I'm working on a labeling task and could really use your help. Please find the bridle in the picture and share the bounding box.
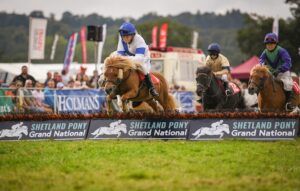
[248,76,267,93]
[196,72,213,91]
[104,68,132,87]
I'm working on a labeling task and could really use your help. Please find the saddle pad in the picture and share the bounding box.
[293,81,300,95]
[138,73,160,84]
[229,82,241,95]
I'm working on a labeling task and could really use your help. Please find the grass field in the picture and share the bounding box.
[0,139,299,191]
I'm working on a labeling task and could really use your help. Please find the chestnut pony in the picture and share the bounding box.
[248,65,299,112]
[102,55,176,113]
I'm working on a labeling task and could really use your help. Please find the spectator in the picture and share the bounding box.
[19,79,44,113]
[67,80,75,88]
[12,65,36,86]
[89,70,100,88]
[74,81,82,89]
[61,69,70,85]
[56,82,64,90]
[32,82,52,113]
[44,79,56,109]
[53,71,62,86]
[44,71,52,87]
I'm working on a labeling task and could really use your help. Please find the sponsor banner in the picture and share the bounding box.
[63,32,78,73]
[29,17,47,59]
[159,23,168,49]
[80,26,87,63]
[88,119,189,139]
[151,25,158,48]
[189,118,299,140]
[191,31,198,49]
[173,91,195,113]
[0,120,90,141]
[55,89,106,114]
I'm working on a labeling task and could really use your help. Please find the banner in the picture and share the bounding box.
[28,17,47,60]
[173,91,195,113]
[80,26,87,64]
[159,23,168,50]
[97,24,107,64]
[189,118,298,140]
[151,25,158,48]
[55,89,106,114]
[0,120,89,141]
[50,34,59,60]
[272,16,279,37]
[63,33,78,73]
[191,31,198,49]
[88,119,189,139]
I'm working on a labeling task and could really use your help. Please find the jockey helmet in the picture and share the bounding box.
[119,22,136,36]
[264,32,278,44]
[207,43,221,54]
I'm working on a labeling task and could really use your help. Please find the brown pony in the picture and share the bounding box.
[248,65,299,112]
[102,55,176,113]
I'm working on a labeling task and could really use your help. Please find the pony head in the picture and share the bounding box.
[248,65,270,95]
[195,66,213,96]
[103,55,139,95]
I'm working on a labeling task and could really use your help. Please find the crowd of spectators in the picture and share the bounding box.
[0,65,102,113]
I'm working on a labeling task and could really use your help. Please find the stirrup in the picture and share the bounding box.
[285,102,295,111]
[225,89,232,96]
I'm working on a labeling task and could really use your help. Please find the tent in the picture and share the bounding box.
[231,56,259,80]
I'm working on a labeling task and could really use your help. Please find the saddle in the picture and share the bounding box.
[292,81,300,95]
[215,79,240,95]
[138,73,160,85]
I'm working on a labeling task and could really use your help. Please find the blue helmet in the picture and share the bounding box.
[207,43,221,54]
[119,22,136,36]
[264,33,278,44]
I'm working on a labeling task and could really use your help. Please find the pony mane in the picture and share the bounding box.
[196,66,212,75]
[104,55,143,72]
[250,65,270,77]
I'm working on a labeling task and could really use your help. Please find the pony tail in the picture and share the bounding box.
[152,72,177,111]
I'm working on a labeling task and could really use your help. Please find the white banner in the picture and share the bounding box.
[97,24,107,65]
[29,17,48,60]
[50,34,59,60]
[272,16,279,37]
[191,31,198,49]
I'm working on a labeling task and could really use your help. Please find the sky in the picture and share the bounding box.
[0,0,293,20]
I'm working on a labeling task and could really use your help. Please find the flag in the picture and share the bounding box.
[63,33,78,73]
[50,34,59,60]
[28,17,47,60]
[151,26,158,48]
[272,17,279,37]
[97,24,107,64]
[159,23,168,50]
[80,26,87,64]
[191,31,198,49]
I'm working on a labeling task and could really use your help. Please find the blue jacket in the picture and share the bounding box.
[259,45,292,73]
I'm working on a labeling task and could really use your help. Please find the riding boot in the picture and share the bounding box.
[224,81,232,96]
[144,74,159,97]
[285,90,295,111]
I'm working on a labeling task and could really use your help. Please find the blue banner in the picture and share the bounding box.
[173,91,195,113]
[43,89,106,114]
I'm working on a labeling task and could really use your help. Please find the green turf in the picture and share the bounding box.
[0,139,299,191]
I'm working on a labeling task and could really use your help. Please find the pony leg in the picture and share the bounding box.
[120,90,138,102]
[146,99,160,112]
[122,100,130,113]
[106,97,114,115]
